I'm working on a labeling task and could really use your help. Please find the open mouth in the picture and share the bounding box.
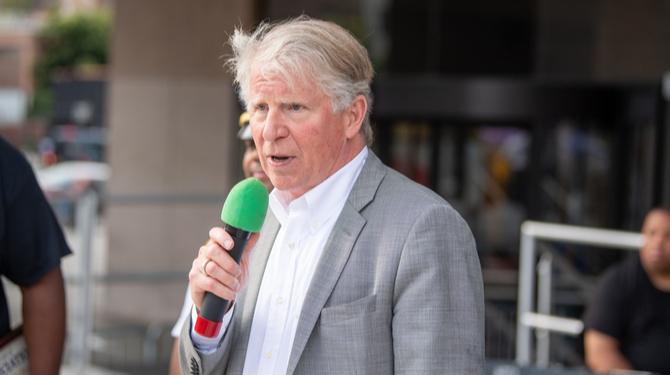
[272,156,289,162]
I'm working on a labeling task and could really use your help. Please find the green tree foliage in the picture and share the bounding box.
[31,10,112,117]
[1,0,40,12]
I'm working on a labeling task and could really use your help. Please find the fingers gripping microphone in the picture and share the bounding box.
[194,178,269,338]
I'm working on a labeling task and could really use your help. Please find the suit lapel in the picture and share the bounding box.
[227,211,281,373]
[285,151,387,375]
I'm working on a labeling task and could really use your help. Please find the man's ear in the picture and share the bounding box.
[344,94,367,139]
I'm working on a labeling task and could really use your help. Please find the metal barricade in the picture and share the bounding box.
[60,190,186,374]
[515,221,644,366]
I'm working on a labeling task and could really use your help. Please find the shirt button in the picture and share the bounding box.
[266,351,272,359]
[288,242,295,249]
[277,296,283,304]
[312,223,318,229]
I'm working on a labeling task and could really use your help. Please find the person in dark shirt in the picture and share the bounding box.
[583,208,670,375]
[0,135,71,375]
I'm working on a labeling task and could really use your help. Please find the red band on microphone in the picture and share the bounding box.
[194,315,223,338]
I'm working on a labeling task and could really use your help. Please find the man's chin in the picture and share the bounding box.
[644,258,670,275]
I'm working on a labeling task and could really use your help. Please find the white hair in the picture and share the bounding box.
[226,15,375,146]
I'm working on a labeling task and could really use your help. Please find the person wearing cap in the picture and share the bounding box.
[168,112,274,375]
[237,112,273,194]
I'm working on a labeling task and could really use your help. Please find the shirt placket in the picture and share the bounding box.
[257,210,304,374]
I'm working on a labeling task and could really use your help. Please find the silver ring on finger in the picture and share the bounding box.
[201,258,212,277]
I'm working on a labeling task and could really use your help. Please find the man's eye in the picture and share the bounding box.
[257,104,267,111]
[291,104,302,110]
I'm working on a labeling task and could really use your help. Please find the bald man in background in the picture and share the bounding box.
[583,208,670,375]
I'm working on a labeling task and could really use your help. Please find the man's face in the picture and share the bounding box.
[248,71,357,199]
[640,210,670,275]
[242,139,273,193]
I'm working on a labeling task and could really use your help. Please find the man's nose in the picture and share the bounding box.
[648,234,664,247]
[262,108,289,142]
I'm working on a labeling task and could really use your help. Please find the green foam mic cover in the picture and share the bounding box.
[221,177,269,232]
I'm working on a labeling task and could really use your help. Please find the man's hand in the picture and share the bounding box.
[189,227,259,313]
[584,329,634,373]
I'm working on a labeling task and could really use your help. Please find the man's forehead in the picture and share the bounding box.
[251,68,290,87]
[249,74,322,102]
[643,210,670,229]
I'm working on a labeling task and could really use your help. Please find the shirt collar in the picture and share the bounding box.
[269,147,369,231]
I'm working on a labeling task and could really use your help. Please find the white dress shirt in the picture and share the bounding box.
[190,146,368,374]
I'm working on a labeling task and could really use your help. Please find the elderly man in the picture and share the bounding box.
[179,16,484,375]
[583,208,670,375]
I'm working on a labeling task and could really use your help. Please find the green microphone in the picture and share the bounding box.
[194,177,269,338]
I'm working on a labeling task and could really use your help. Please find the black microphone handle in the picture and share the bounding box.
[199,223,251,323]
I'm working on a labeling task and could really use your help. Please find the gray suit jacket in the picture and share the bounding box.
[180,151,485,375]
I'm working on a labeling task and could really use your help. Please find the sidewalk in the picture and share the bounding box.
[61,365,131,375]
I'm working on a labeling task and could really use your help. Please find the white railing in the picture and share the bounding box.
[515,221,644,366]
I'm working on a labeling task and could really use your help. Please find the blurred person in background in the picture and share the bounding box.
[583,208,670,375]
[237,111,274,194]
[179,15,483,375]
[0,135,71,375]
[168,112,273,375]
